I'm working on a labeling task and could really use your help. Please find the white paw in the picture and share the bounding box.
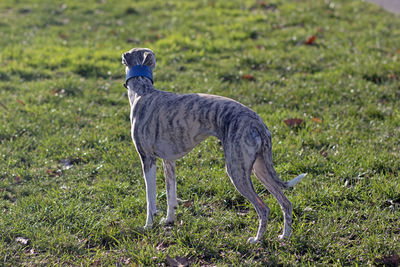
[160,217,174,226]
[247,237,259,244]
[278,234,289,241]
[144,223,153,229]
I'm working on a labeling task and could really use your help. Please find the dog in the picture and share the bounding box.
[121,48,306,243]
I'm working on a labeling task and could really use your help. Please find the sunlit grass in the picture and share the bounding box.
[1,0,399,265]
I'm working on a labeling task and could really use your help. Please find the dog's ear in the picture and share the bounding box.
[121,52,129,66]
[122,48,156,69]
[142,51,156,70]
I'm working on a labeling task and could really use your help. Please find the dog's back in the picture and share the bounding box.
[130,89,265,160]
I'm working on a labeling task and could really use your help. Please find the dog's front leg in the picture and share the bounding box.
[140,155,157,228]
[161,159,178,225]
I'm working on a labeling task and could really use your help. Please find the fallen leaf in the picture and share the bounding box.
[16,99,25,106]
[284,118,305,128]
[242,74,255,81]
[312,117,322,124]
[305,35,316,45]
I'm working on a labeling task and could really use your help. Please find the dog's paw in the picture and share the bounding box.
[278,234,289,241]
[144,223,153,230]
[247,237,259,244]
[160,217,175,226]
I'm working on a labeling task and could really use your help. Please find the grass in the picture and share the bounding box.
[1,0,400,265]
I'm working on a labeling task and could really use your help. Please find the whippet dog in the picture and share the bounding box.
[122,48,306,243]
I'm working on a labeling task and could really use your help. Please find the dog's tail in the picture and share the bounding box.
[253,125,307,189]
[286,173,307,187]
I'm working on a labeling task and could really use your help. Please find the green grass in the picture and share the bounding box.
[1,0,400,265]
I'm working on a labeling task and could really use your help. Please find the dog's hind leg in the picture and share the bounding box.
[162,159,178,225]
[225,158,270,243]
[224,130,270,243]
[140,154,157,228]
[253,156,293,240]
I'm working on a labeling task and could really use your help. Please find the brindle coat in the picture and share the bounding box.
[122,48,306,243]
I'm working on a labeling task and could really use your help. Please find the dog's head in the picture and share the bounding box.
[121,48,156,72]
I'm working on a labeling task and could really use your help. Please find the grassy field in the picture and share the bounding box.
[1,0,400,265]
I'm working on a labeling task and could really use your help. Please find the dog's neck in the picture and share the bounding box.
[125,64,155,96]
[126,77,155,105]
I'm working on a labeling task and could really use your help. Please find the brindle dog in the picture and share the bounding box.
[122,48,306,243]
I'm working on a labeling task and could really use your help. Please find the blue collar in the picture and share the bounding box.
[125,65,153,85]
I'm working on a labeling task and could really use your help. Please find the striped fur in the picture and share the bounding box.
[122,48,306,243]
